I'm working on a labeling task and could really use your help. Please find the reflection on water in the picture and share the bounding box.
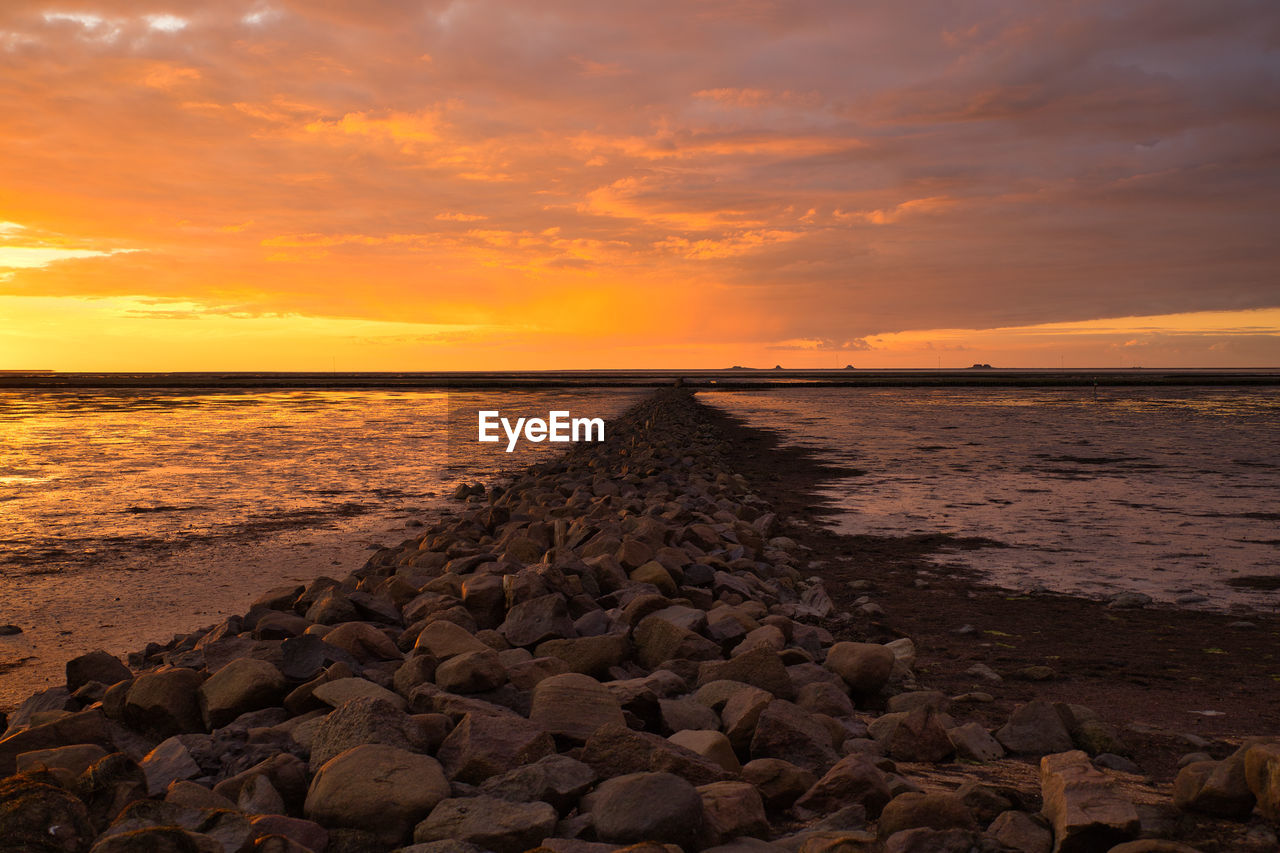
[0,388,641,705]
[0,388,641,575]
[702,386,1280,612]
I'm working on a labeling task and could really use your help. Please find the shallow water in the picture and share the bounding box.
[0,387,641,706]
[702,386,1280,613]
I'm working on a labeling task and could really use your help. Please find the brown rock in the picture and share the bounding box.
[1172,758,1255,819]
[502,593,576,647]
[698,647,795,701]
[877,792,976,838]
[308,696,432,771]
[0,774,95,852]
[721,684,774,752]
[124,669,206,737]
[1040,750,1139,853]
[874,706,955,763]
[414,620,491,659]
[581,723,733,786]
[749,700,838,773]
[312,676,406,710]
[792,754,892,819]
[997,700,1074,756]
[987,810,1052,853]
[698,781,768,846]
[304,744,449,845]
[529,673,625,743]
[413,796,557,853]
[741,758,817,810]
[1244,741,1280,820]
[198,658,287,729]
[435,649,508,694]
[823,642,894,696]
[635,614,720,669]
[437,712,556,784]
[323,622,403,662]
[534,635,630,678]
[670,730,742,774]
[591,771,704,848]
[66,651,132,692]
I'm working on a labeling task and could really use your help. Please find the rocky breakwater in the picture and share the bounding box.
[0,389,1277,853]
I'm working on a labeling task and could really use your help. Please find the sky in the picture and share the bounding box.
[1,0,1278,370]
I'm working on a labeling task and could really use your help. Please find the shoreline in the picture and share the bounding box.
[0,389,1276,851]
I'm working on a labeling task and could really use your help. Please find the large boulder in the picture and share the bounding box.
[823,642,894,696]
[477,754,596,813]
[0,774,95,853]
[1040,750,1139,853]
[996,700,1074,756]
[307,696,432,771]
[198,658,287,729]
[124,669,206,737]
[66,651,132,692]
[580,723,733,786]
[436,712,556,784]
[749,700,838,773]
[793,753,892,819]
[528,673,625,743]
[304,744,449,845]
[501,594,576,647]
[413,796,557,853]
[697,781,769,846]
[591,771,704,848]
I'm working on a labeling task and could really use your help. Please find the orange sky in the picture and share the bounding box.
[2,1,1278,370]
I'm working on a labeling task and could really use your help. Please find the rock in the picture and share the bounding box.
[698,781,769,846]
[876,792,976,838]
[323,622,402,662]
[414,620,492,659]
[698,647,796,701]
[395,654,440,695]
[124,669,206,737]
[138,737,201,795]
[792,754,892,819]
[1094,753,1142,774]
[529,673,625,742]
[1243,740,1280,820]
[721,684,775,752]
[987,810,1052,853]
[885,690,947,715]
[996,700,1074,755]
[413,796,557,853]
[280,635,356,681]
[1107,842,1205,852]
[477,754,596,812]
[591,771,704,848]
[249,815,329,853]
[1172,759,1255,818]
[88,827,224,852]
[502,594,576,647]
[66,651,132,692]
[1040,750,1139,853]
[824,642,894,696]
[239,773,286,815]
[670,730,742,774]
[749,700,838,773]
[308,696,430,771]
[661,696,721,733]
[534,634,630,678]
[947,723,1005,762]
[165,780,236,811]
[581,723,733,786]
[0,709,112,777]
[77,752,149,829]
[872,706,954,763]
[635,613,720,669]
[881,827,983,853]
[304,744,449,845]
[741,758,817,810]
[14,743,109,786]
[795,682,854,718]
[312,677,406,710]
[437,712,556,784]
[965,663,1003,683]
[198,658,288,729]
[435,649,508,694]
[0,774,95,852]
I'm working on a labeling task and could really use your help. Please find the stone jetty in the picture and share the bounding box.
[0,390,1276,852]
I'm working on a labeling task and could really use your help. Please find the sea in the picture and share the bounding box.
[1,378,1277,707]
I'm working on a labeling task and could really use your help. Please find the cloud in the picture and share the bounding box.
[0,0,1276,367]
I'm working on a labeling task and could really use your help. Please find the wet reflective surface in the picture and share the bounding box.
[703,387,1280,613]
[0,388,641,705]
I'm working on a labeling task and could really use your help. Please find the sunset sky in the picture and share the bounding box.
[1,1,1278,370]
